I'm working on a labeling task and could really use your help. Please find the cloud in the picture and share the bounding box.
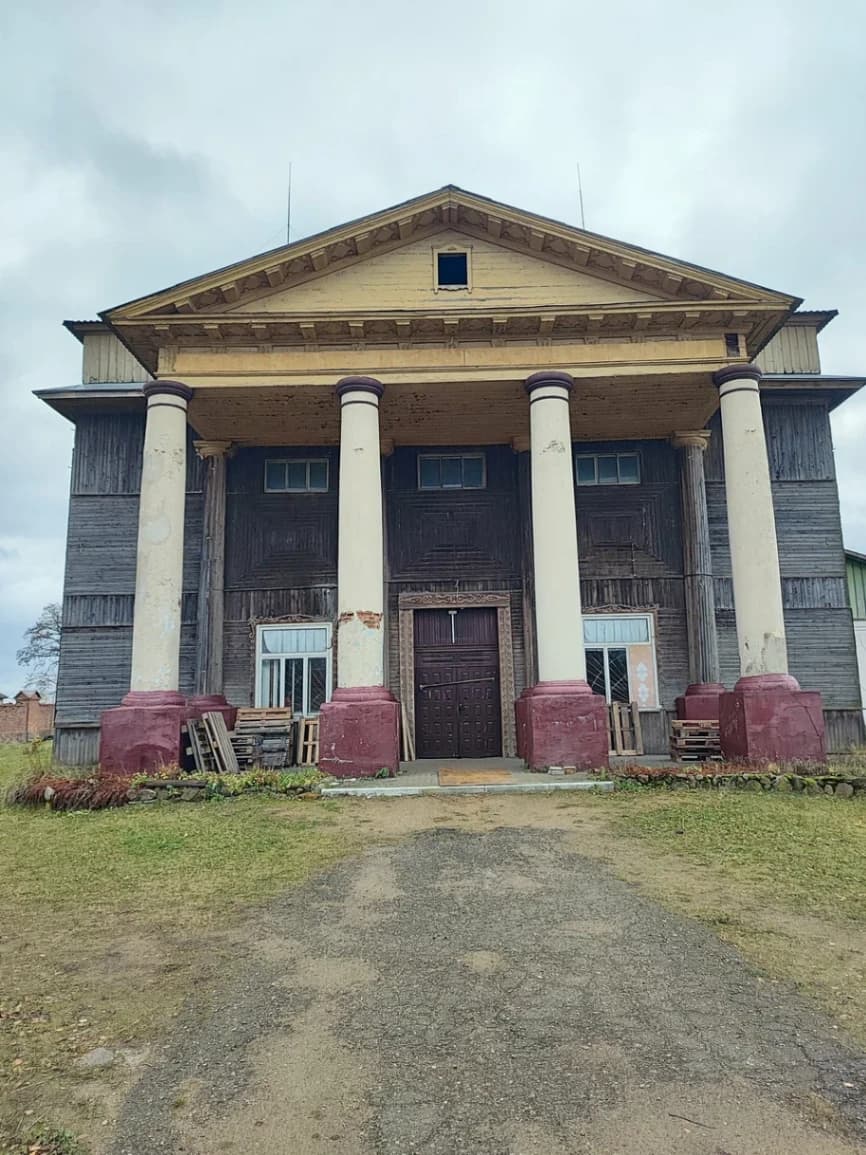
[1,0,865,695]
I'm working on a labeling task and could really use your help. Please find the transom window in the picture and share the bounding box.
[418,453,486,490]
[576,452,640,486]
[583,613,658,708]
[435,249,469,289]
[265,459,329,493]
[256,624,332,715]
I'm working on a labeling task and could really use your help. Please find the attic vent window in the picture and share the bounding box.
[437,251,469,289]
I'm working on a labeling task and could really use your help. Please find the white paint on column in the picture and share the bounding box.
[337,386,385,688]
[718,372,789,676]
[529,382,586,682]
[130,390,189,692]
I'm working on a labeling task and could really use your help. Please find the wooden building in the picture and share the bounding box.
[846,550,866,721]
[38,187,865,772]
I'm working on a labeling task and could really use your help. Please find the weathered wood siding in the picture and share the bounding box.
[81,332,151,384]
[575,438,690,712]
[54,414,203,761]
[222,447,339,707]
[383,446,527,703]
[706,398,860,709]
[755,325,821,375]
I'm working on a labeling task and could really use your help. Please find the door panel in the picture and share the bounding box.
[414,608,501,759]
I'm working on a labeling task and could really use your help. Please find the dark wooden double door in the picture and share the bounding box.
[414,607,502,759]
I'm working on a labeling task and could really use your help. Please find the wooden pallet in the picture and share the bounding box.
[296,717,320,767]
[186,719,218,773]
[608,701,643,756]
[231,708,295,768]
[669,719,722,762]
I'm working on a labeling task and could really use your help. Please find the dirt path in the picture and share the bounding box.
[107,814,866,1154]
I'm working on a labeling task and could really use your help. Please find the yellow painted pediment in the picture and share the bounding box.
[101,185,800,370]
[225,229,659,315]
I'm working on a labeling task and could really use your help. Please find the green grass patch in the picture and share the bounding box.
[592,789,866,923]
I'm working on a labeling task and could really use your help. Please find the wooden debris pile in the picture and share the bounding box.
[184,708,321,773]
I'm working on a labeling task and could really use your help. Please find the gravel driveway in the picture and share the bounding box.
[110,824,866,1154]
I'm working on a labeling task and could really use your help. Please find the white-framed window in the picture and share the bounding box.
[583,613,658,708]
[255,623,332,714]
[418,453,486,490]
[264,459,329,493]
[576,452,640,486]
[433,246,471,291]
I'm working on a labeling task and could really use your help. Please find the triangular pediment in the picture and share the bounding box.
[106,185,798,319]
[101,185,800,370]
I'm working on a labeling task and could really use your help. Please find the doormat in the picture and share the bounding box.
[438,768,513,786]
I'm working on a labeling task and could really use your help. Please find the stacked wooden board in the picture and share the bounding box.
[233,708,295,768]
[669,719,722,761]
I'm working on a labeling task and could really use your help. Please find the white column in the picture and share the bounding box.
[129,382,192,692]
[714,364,789,679]
[335,375,386,688]
[525,370,586,683]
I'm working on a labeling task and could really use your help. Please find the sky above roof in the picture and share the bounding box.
[2,0,865,696]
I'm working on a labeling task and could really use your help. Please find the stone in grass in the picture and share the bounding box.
[835,782,854,798]
[772,775,793,792]
[75,1047,116,1071]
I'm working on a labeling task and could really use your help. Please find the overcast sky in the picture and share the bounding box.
[1,0,865,697]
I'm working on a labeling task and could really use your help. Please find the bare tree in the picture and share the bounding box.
[16,603,62,697]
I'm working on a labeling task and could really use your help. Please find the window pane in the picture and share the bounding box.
[584,616,650,644]
[308,460,328,491]
[262,627,329,655]
[597,455,618,484]
[260,659,281,707]
[576,457,596,485]
[585,649,606,697]
[419,457,440,489]
[308,657,328,713]
[437,252,468,286]
[618,454,640,483]
[441,457,462,487]
[265,461,285,491]
[285,658,304,713]
[462,456,484,488]
[608,649,630,703]
[285,460,307,490]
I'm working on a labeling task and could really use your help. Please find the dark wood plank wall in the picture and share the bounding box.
[54,413,204,763]
[384,446,527,702]
[574,438,690,708]
[705,398,861,711]
[55,397,862,762]
[222,447,339,707]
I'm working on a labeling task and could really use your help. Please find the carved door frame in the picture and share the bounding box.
[398,592,516,758]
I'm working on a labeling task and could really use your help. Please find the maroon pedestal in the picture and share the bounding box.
[318,686,400,778]
[100,691,189,776]
[719,674,826,763]
[675,682,726,721]
[516,681,610,771]
[186,694,238,732]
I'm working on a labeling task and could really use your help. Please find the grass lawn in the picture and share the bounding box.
[0,745,361,1154]
[1,743,865,1153]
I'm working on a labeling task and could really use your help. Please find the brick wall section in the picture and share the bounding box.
[0,700,55,743]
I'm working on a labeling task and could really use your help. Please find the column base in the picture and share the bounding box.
[99,691,188,777]
[675,682,726,721]
[318,687,400,778]
[186,694,238,732]
[719,675,826,763]
[516,681,610,771]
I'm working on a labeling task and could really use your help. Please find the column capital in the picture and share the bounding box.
[144,380,194,402]
[193,440,235,460]
[712,363,762,389]
[336,375,384,400]
[525,370,574,395]
[671,429,712,451]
